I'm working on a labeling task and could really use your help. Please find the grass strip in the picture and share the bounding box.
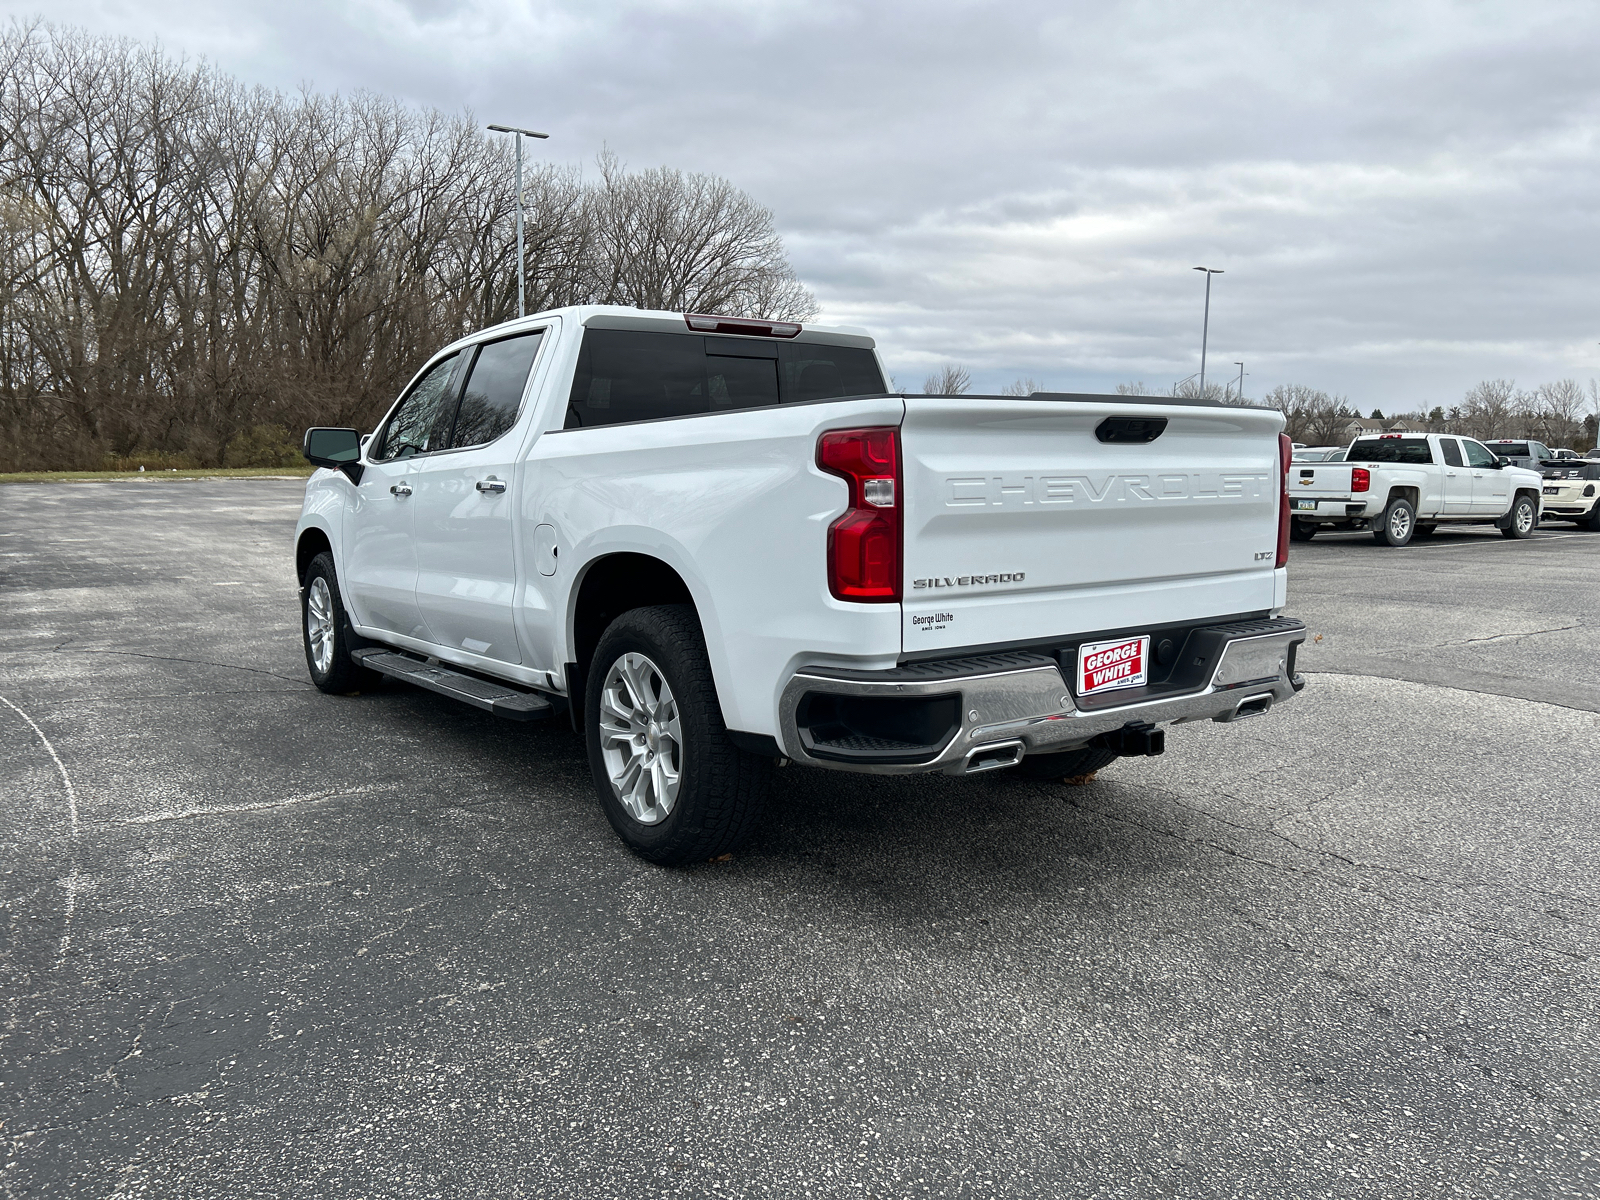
[0,467,318,484]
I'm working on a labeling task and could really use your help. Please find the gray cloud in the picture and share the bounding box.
[27,0,1600,412]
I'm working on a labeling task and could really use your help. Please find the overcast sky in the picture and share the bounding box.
[24,0,1600,410]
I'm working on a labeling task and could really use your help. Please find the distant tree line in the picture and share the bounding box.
[0,22,815,471]
[954,373,1600,450]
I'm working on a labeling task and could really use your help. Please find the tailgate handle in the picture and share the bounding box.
[1095,416,1167,444]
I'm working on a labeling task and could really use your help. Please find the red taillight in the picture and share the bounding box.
[818,427,901,601]
[685,313,802,338]
[1277,433,1292,568]
[1351,467,1371,492]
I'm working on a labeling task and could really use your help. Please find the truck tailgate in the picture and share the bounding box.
[1289,463,1355,499]
[899,397,1284,653]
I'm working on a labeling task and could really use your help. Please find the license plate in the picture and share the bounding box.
[1077,635,1149,697]
[1291,498,1318,511]
[1544,487,1559,495]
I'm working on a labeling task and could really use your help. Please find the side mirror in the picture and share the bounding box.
[304,427,364,483]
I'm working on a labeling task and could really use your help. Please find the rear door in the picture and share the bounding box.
[898,397,1284,654]
[412,328,548,665]
[1437,437,1474,514]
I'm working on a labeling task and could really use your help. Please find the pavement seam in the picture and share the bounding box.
[0,693,81,971]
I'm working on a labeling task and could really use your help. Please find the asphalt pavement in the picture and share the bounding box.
[2,479,1596,1199]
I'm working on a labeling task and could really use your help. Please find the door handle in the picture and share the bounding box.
[390,481,412,497]
[476,477,507,494]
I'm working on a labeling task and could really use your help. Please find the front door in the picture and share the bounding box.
[1463,438,1510,515]
[1437,437,1474,515]
[413,330,546,666]
[341,351,463,639]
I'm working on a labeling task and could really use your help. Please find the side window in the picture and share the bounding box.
[1439,438,1464,467]
[374,354,460,460]
[451,331,545,449]
[1463,440,1499,468]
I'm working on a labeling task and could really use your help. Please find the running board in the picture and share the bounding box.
[352,648,555,721]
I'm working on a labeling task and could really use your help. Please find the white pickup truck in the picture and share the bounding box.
[295,306,1306,863]
[1287,433,1544,546]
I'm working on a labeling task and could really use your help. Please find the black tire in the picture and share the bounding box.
[1500,494,1538,539]
[1372,497,1416,546]
[1289,520,1317,542]
[301,552,381,694]
[1586,506,1600,532]
[585,605,771,865]
[1009,745,1118,783]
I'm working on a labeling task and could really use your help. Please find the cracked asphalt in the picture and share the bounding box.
[2,479,1597,1199]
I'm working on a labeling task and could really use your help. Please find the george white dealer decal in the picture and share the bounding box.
[945,472,1271,507]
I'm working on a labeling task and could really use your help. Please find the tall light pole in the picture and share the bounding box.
[487,124,550,318]
[1193,266,1223,395]
[1233,361,1246,403]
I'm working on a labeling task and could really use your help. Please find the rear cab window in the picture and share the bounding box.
[565,329,887,429]
[1347,437,1434,464]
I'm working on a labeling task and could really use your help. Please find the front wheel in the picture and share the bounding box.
[1501,494,1538,539]
[1372,498,1416,546]
[585,605,771,865]
[301,552,380,694]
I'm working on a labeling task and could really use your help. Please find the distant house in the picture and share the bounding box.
[1386,419,1430,433]
[1338,418,1385,440]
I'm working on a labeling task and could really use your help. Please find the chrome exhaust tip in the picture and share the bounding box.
[962,740,1025,774]
[1217,693,1273,722]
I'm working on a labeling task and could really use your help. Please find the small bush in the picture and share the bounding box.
[223,425,304,468]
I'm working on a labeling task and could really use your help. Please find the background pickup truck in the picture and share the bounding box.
[295,306,1306,863]
[1288,433,1544,546]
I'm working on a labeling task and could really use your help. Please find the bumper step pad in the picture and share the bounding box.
[351,648,554,721]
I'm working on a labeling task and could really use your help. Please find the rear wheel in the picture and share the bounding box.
[1372,498,1416,546]
[1010,745,1118,783]
[1586,505,1600,532]
[585,605,771,865]
[1501,494,1537,539]
[1289,520,1317,542]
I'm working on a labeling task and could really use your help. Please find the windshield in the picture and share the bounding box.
[1347,438,1433,464]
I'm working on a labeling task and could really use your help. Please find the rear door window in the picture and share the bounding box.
[374,353,461,460]
[566,330,886,429]
[1440,438,1464,467]
[450,331,545,449]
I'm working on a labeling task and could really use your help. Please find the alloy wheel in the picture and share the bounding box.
[1389,506,1412,541]
[306,576,336,675]
[598,652,683,825]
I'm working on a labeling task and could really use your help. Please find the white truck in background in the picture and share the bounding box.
[295,306,1307,864]
[1288,433,1543,546]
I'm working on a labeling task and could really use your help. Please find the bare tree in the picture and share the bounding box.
[999,377,1042,396]
[922,364,971,395]
[0,23,820,470]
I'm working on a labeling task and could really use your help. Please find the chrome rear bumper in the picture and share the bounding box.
[778,617,1306,775]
